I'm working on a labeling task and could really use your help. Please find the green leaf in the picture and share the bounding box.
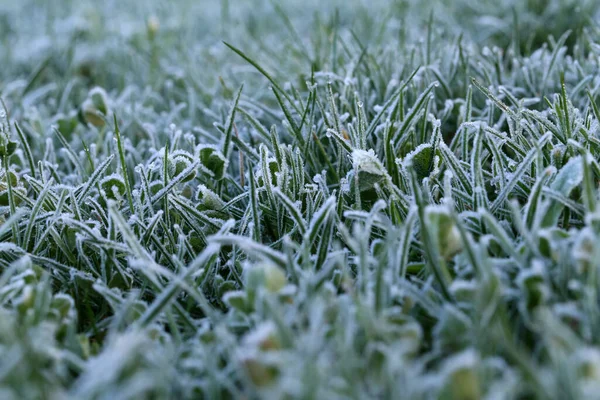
[541,156,583,228]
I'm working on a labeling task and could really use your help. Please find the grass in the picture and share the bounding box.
[2,0,600,398]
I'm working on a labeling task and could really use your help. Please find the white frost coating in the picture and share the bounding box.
[551,156,583,192]
[5,0,600,396]
[573,347,600,379]
[340,177,350,193]
[352,149,385,175]
[449,279,477,293]
[573,227,596,263]
[242,321,278,348]
[441,348,480,376]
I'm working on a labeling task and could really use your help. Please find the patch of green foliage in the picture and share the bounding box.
[2,0,600,398]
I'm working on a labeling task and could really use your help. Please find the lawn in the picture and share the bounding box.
[2,0,600,398]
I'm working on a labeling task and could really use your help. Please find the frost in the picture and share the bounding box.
[2,0,600,397]
[352,149,385,176]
